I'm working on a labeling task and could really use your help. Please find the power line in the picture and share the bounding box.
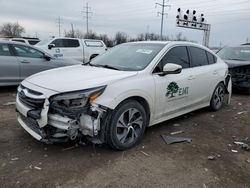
[56,16,63,37]
[81,2,93,34]
[156,0,171,40]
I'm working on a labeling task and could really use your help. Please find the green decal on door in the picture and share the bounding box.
[166,82,189,98]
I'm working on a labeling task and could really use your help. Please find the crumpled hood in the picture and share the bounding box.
[224,60,250,68]
[25,65,137,92]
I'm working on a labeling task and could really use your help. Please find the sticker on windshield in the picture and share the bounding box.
[136,49,153,54]
[240,50,250,53]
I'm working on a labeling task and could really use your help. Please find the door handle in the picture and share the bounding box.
[213,71,218,75]
[188,75,196,80]
[21,60,30,64]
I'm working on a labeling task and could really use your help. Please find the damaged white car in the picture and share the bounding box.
[16,41,231,150]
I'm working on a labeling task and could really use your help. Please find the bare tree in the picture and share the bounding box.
[99,34,114,47]
[84,30,98,39]
[64,29,84,38]
[114,32,128,45]
[0,22,25,37]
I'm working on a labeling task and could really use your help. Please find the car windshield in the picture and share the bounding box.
[89,43,165,71]
[217,47,250,61]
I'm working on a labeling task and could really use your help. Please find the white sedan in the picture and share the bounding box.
[16,41,231,150]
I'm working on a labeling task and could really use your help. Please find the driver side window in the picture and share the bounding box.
[154,46,190,73]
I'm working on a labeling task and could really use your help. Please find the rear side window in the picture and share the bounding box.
[84,40,103,47]
[64,39,80,47]
[13,44,44,58]
[189,47,209,67]
[50,39,80,48]
[28,40,40,45]
[12,39,25,43]
[0,44,11,56]
[206,51,216,64]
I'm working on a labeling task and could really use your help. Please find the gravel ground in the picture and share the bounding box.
[0,86,249,188]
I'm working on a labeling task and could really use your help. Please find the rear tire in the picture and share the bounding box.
[210,83,225,111]
[105,100,147,150]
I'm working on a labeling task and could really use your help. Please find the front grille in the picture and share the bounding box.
[230,66,250,82]
[19,114,46,138]
[18,86,45,109]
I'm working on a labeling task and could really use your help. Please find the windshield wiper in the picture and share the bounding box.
[92,64,120,70]
[227,58,246,61]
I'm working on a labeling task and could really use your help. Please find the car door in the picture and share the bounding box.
[49,38,82,60]
[0,43,20,85]
[12,44,57,80]
[187,46,219,105]
[153,46,196,120]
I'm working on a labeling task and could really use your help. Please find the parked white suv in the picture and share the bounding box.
[36,37,107,62]
[16,41,231,150]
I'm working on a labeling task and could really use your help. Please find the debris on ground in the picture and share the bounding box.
[161,135,192,144]
[233,139,250,151]
[34,166,42,170]
[246,159,250,163]
[170,130,184,135]
[62,146,76,151]
[231,149,238,153]
[173,123,181,127]
[11,157,19,161]
[3,102,16,106]
[211,115,215,118]
[237,111,247,115]
[44,154,48,158]
[238,102,242,106]
[207,155,216,160]
[140,151,150,157]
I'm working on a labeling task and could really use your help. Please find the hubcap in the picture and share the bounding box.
[116,108,143,144]
[213,85,224,109]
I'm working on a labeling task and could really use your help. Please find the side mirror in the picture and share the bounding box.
[48,44,55,50]
[44,54,52,61]
[163,63,182,75]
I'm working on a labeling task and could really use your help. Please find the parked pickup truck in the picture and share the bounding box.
[36,37,107,62]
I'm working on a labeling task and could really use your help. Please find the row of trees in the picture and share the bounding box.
[0,22,190,47]
[65,29,189,47]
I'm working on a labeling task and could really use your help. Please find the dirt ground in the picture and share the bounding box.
[0,86,249,188]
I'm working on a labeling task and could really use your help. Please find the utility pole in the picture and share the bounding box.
[156,0,171,40]
[82,2,93,35]
[56,16,63,37]
[71,23,75,38]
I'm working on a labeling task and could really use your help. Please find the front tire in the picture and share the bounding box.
[210,83,225,111]
[105,100,147,150]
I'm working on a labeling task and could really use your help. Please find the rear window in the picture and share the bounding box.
[189,46,209,67]
[84,40,103,47]
[0,44,11,56]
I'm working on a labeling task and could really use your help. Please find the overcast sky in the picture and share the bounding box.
[0,0,250,46]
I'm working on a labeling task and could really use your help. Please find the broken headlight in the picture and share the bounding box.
[49,86,106,118]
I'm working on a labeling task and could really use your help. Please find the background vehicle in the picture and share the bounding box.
[0,41,81,86]
[36,37,107,62]
[16,41,231,150]
[217,46,250,93]
[1,37,40,45]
